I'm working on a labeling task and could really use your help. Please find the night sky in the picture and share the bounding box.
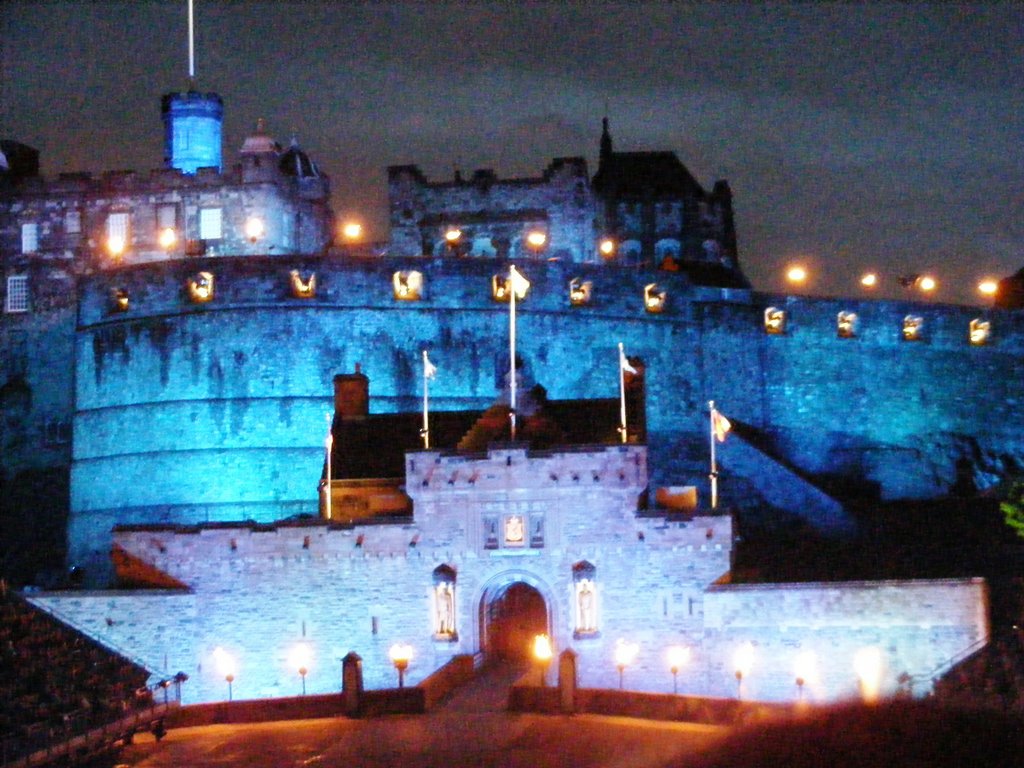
[2,1,1022,305]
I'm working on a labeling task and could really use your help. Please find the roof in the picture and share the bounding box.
[592,151,704,198]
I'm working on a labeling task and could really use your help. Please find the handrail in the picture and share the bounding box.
[910,633,991,690]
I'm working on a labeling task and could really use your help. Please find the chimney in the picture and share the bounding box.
[333,364,369,420]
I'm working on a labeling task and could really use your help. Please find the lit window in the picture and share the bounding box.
[432,565,457,640]
[107,212,130,256]
[393,270,423,300]
[110,287,129,312]
[4,275,29,313]
[969,319,991,346]
[65,210,81,235]
[187,271,215,303]
[569,277,592,306]
[902,315,923,341]
[290,270,316,299]
[644,283,666,313]
[21,223,38,254]
[764,307,786,334]
[573,561,598,637]
[199,207,223,240]
[837,311,858,338]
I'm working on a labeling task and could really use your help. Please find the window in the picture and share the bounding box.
[157,203,178,230]
[199,207,223,240]
[5,275,29,313]
[21,223,38,254]
[764,307,786,335]
[65,210,81,235]
[837,311,858,338]
[107,211,130,255]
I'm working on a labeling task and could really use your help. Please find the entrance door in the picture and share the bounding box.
[484,582,548,660]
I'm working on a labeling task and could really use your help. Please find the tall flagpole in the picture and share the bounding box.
[187,0,195,82]
[421,350,431,449]
[618,343,628,444]
[324,413,333,520]
[509,266,518,442]
[708,400,718,510]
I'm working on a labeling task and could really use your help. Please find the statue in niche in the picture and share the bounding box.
[435,582,455,636]
[576,579,596,633]
[484,517,498,549]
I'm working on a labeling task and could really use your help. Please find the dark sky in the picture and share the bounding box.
[3,1,1022,305]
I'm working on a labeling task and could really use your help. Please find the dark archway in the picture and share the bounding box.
[482,582,548,661]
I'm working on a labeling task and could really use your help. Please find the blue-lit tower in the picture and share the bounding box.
[161,90,223,174]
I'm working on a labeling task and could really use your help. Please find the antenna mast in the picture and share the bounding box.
[188,0,195,83]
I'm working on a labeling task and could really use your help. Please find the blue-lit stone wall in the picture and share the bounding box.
[69,255,1024,579]
[162,92,224,175]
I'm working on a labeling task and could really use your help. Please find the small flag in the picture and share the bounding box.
[509,265,531,299]
[619,344,637,375]
[711,408,731,443]
[423,351,437,380]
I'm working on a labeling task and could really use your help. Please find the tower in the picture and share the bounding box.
[161,90,223,174]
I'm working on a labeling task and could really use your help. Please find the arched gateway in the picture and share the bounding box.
[479,572,552,661]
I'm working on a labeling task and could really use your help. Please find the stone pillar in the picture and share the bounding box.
[558,649,577,714]
[342,652,363,716]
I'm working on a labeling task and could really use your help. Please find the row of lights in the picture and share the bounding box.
[786,265,999,298]
[108,216,269,258]
[765,306,993,345]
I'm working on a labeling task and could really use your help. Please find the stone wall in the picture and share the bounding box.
[703,578,989,702]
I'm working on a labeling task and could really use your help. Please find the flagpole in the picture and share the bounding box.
[509,265,518,442]
[422,350,430,449]
[324,414,334,520]
[708,400,718,510]
[618,343,628,444]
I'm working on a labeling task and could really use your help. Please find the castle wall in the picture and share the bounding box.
[703,579,989,702]
[67,255,1024,580]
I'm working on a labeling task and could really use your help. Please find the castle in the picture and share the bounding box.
[0,74,1012,704]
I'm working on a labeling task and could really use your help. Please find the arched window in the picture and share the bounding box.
[572,561,599,638]
[764,307,786,335]
[432,565,457,640]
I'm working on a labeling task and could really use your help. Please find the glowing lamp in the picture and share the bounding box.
[107,235,126,258]
[860,272,878,288]
[794,650,817,701]
[389,642,413,688]
[245,216,265,243]
[533,634,553,686]
[969,318,990,346]
[786,265,807,284]
[854,646,884,703]
[644,283,666,313]
[733,641,754,699]
[342,222,363,241]
[978,279,998,297]
[599,238,616,258]
[444,228,462,243]
[837,311,857,339]
[213,647,236,701]
[158,227,177,250]
[902,315,923,341]
[289,643,312,695]
[667,645,690,694]
[111,288,129,313]
[918,275,936,292]
[614,639,639,690]
[568,277,592,306]
[526,230,547,251]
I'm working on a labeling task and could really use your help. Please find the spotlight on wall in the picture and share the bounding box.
[794,650,817,703]
[107,235,126,259]
[614,639,639,690]
[289,643,312,695]
[733,641,754,700]
[393,270,423,300]
[969,318,991,346]
[667,645,690,695]
[568,277,592,306]
[213,647,236,701]
[854,646,884,704]
[110,288,130,313]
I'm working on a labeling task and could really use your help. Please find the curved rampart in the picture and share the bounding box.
[69,254,1024,578]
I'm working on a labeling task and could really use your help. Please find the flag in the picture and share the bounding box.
[619,344,637,375]
[711,408,731,443]
[509,265,530,299]
[423,351,437,380]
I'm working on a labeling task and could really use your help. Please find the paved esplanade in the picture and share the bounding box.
[118,666,726,768]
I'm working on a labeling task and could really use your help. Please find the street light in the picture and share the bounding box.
[107,235,126,259]
[245,216,265,243]
[794,650,816,703]
[786,265,807,285]
[978,279,998,297]
[918,275,936,292]
[599,237,616,258]
[289,643,312,695]
[525,230,547,254]
[533,634,553,687]
[389,643,413,688]
[667,645,690,694]
[445,228,462,244]
[860,272,878,288]
[158,227,177,250]
[213,647,236,701]
[614,639,638,690]
[341,221,363,241]
[733,642,754,700]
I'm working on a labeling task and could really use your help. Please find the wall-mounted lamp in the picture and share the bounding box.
[158,227,177,250]
[188,271,215,303]
[643,283,666,313]
[393,270,423,300]
[290,270,316,299]
[764,307,786,335]
[569,277,592,306]
[245,216,265,243]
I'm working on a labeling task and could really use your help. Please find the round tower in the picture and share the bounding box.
[161,90,224,174]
